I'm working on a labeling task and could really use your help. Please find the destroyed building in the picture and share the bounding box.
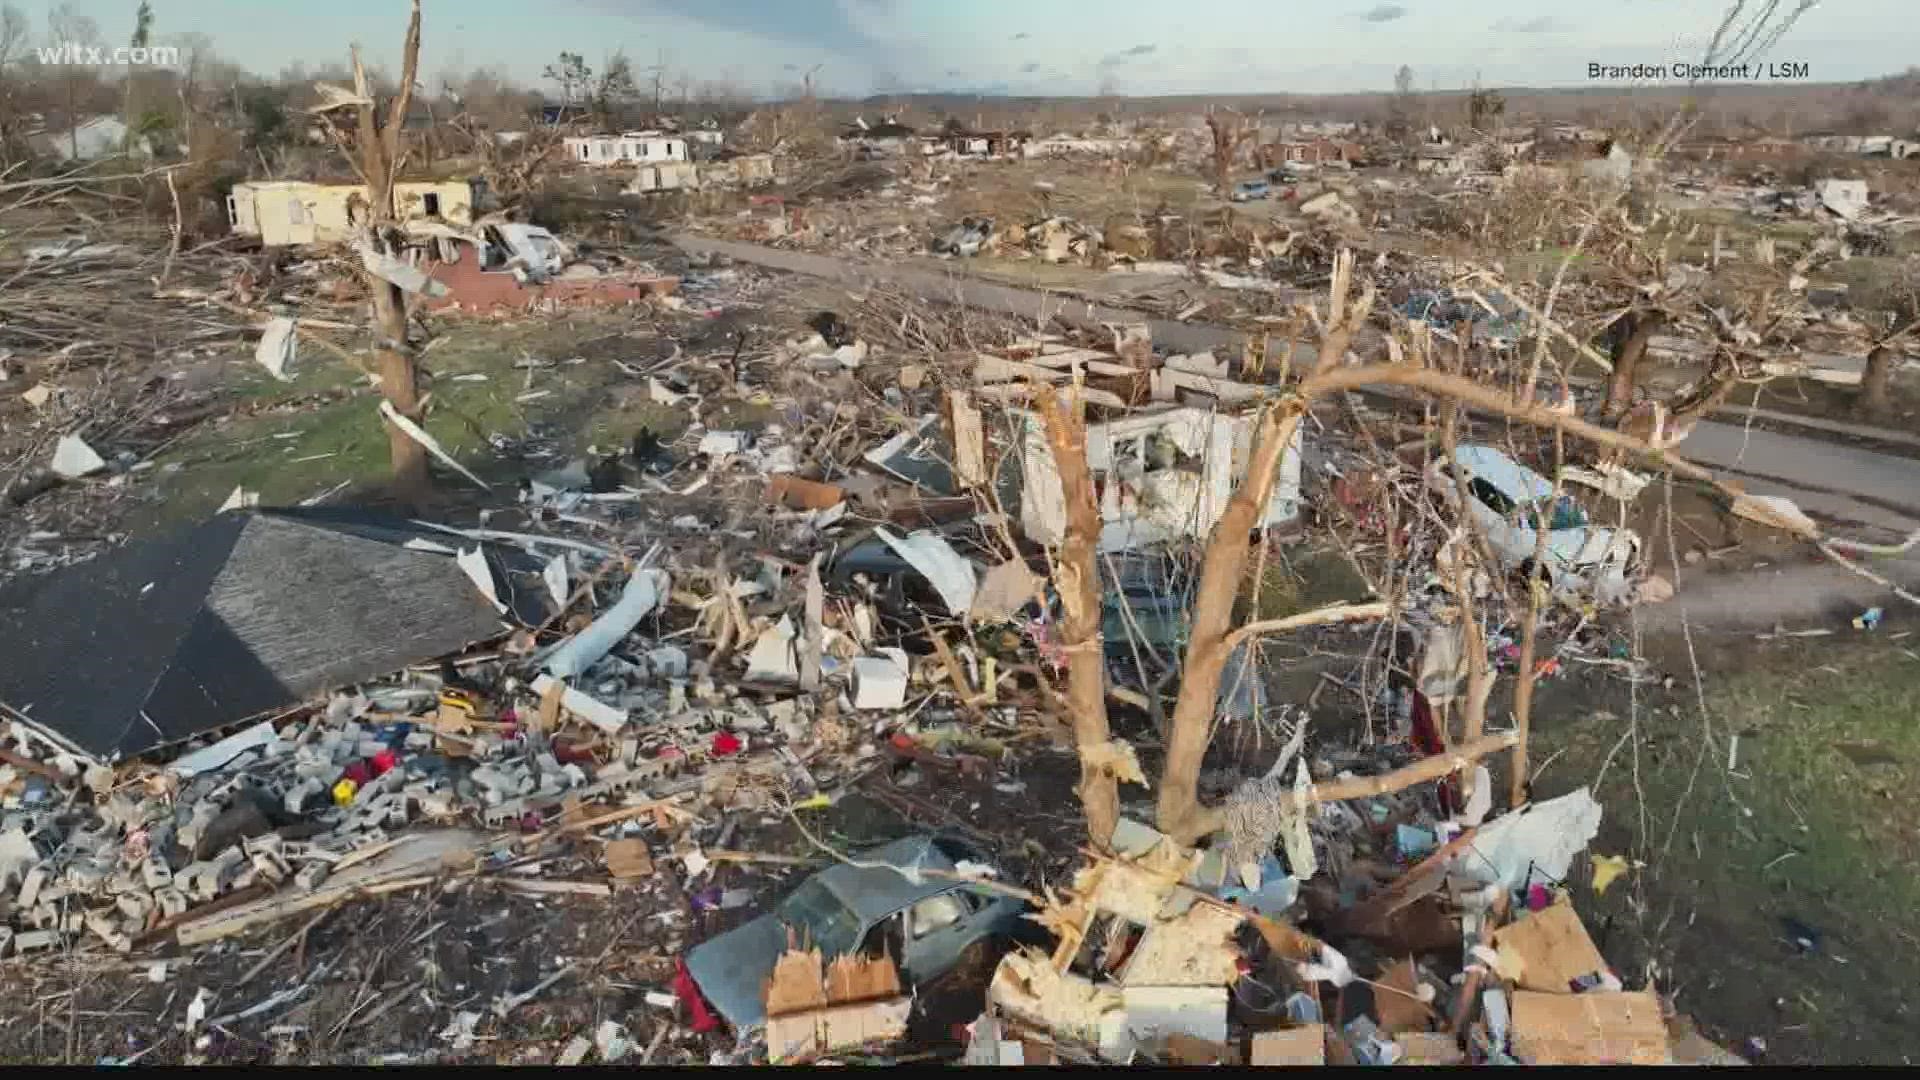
[1260,139,1360,169]
[227,178,485,246]
[563,131,690,166]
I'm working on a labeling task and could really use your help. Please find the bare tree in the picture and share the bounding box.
[47,3,102,160]
[542,51,590,114]
[1036,388,1122,849]
[314,0,429,502]
[168,32,214,147]
[591,50,637,127]
[0,3,31,162]
[1203,106,1255,194]
[647,47,669,117]
[1601,309,1664,419]
[1467,82,1505,132]
[1700,0,1820,72]
[1385,63,1415,144]
[1858,264,1918,416]
[121,0,152,138]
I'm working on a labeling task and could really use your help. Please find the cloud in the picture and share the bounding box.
[1355,3,1407,22]
[1492,15,1568,33]
[782,62,798,70]
[632,0,921,89]
[1096,42,1157,69]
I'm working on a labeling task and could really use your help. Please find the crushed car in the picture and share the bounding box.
[680,834,1028,1034]
[1425,444,1641,604]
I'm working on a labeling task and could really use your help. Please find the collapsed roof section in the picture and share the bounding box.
[0,508,539,763]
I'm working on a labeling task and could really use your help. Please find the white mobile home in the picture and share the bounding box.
[564,131,688,167]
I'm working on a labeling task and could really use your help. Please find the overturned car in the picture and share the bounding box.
[1425,444,1642,604]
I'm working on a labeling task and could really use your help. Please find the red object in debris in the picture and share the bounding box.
[674,957,721,1033]
[1409,690,1462,817]
[370,749,399,776]
[711,731,743,757]
[552,740,596,766]
[341,759,371,786]
[1526,883,1551,912]
[1408,690,1445,757]
[889,731,918,752]
[421,247,679,315]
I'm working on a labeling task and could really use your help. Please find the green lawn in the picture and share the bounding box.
[1531,634,1920,1063]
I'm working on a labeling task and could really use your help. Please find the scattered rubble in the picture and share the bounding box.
[0,77,1901,1068]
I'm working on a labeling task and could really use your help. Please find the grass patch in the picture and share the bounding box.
[1532,636,1920,1062]
[1243,543,1374,622]
[135,312,689,527]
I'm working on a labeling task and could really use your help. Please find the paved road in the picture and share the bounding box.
[672,232,1920,538]
[1680,421,1920,535]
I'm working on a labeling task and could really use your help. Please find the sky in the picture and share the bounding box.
[36,0,1912,99]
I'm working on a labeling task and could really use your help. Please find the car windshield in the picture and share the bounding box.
[776,879,862,957]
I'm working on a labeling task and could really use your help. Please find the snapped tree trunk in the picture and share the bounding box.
[1601,310,1661,419]
[371,276,429,503]
[1862,342,1896,415]
[345,0,428,504]
[1157,251,1370,845]
[1037,387,1120,851]
[1155,405,1305,844]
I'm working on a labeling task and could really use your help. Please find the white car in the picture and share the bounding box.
[1426,444,1641,603]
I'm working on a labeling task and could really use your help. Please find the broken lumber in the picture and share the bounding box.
[1309,732,1517,803]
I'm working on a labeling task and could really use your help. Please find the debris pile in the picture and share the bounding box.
[968,795,1731,1066]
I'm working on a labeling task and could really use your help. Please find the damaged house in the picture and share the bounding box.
[1261,139,1360,169]
[1016,385,1301,552]
[838,118,919,157]
[227,178,484,247]
[563,131,689,167]
[941,129,1031,157]
[416,222,680,313]
[1799,132,1917,159]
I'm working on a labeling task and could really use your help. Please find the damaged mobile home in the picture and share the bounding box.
[227,178,485,246]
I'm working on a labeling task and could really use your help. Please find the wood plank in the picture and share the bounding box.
[1160,368,1266,403]
[975,353,1139,383]
[1493,901,1610,993]
[602,838,654,879]
[1250,1025,1326,1065]
[1510,990,1671,1065]
[945,388,987,489]
[765,949,830,1018]
[975,382,1130,411]
[1395,1031,1466,1065]
[1033,346,1125,367]
[1373,957,1436,1032]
